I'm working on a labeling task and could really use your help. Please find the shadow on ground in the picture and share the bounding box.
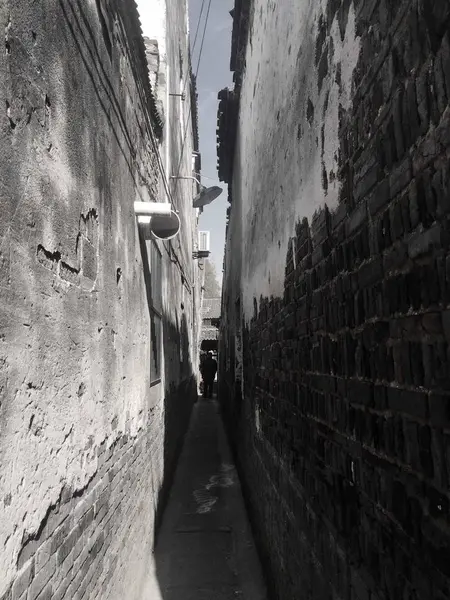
[152,397,268,600]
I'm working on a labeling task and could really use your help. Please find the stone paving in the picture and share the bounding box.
[143,397,268,600]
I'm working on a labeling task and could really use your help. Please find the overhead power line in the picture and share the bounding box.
[194,0,212,76]
[191,0,207,55]
[139,1,214,288]
[172,0,213,199]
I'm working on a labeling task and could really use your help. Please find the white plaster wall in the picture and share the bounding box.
[234,0,361,320]
[136,0,167,58]
[136,0,171,178]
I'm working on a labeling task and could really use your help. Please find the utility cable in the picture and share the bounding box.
[191,0,207,56]
[194,0,212,77]
[164,0,213,288]
[170,0,207,135]
[142,108,195,291]
[172,0,212,201]
[139,1,213,290]
[148,0,209,208]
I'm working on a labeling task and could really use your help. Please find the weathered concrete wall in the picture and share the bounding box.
[220,1,450,599]
[0,0,200,598]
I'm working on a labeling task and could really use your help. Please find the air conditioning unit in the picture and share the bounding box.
[198,231,210,252]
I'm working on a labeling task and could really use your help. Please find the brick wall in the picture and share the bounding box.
[0,0,199,597]
[220,1,450,599]
[3,377,196,600]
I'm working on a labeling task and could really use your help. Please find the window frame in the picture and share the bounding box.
[150,241,162,386]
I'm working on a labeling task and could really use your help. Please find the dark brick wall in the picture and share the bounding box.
[221,1,450,599]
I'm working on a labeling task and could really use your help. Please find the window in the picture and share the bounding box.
[150,241,162,385]
[150,313,162,385]
[151,240,162,313]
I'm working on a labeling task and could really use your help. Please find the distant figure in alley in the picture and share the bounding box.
[200,352,217,399]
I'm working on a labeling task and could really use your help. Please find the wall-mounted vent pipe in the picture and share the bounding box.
[133,202,180,241]
[134,202,172,217]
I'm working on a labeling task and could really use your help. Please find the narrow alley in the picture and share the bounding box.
[1,0,450,599]
[144,397,267,600]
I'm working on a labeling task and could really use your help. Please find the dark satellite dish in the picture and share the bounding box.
[150,210,180,240]
[193,186,223,209]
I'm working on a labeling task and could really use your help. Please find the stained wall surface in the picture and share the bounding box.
[0,0,200,598]
[219,1,450,599]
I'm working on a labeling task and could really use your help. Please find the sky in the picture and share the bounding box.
[188,0,234,278]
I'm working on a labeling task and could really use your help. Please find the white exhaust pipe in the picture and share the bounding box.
[134,202,181,240]
[134,202,172,216]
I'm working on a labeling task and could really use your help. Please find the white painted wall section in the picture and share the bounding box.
[234,0,361,320]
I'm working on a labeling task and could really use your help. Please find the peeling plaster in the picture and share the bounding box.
[236,0,361,320]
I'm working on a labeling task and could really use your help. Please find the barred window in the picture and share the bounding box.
[150,239,162,313]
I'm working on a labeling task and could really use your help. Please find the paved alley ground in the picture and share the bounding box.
[143,398,268,600]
